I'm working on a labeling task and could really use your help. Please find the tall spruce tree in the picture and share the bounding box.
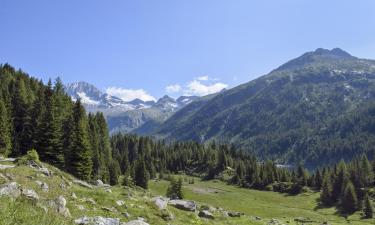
[37,80,64,167]
[363,192,373,218]
[320,172,333,206]
[134,158,149,189]
[0,99,11,156]
[341,181,358,214]
[66,100,93,180]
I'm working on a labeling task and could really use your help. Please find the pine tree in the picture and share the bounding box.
[360,154,374,188]
[0,99,11,156]
[134,158,149,189]
[363,193,373,218]
[37,81,64,167]
[66,100,93,180]
[320,172,333,206]
[341,181,358,214]
[332,160,347,202]
[166,177,184,199]
[109,159,121,185]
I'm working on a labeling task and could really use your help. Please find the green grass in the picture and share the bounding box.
[1,163,374,225]
[149,176,375,225]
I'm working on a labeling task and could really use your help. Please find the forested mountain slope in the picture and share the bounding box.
[155,48,375,167]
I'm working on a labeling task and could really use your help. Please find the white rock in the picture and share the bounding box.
[55,195,70,217]
[0,182,21,197]
[74,216,120,225]
[123,220,149,225]
[71,192,77,200]
[153,196,169,210]
[116,200,125,206]
[39,167,51,176]
[168,199,196,211]
[95,180,104,186]
[21,188,39,201]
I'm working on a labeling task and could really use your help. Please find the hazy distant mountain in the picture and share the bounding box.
[154,48,375,167]
[65,81,198,134]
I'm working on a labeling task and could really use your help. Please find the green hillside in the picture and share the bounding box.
[155,48,375,167]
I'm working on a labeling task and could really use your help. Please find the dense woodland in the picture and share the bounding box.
[0,64,374,217]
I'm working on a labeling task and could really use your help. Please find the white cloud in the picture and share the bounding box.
[197,75,209,81]
[106,87,156,102]
[185,79,228,96]
[166,84,181,93]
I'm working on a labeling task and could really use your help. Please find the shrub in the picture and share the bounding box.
[17,149,40,165]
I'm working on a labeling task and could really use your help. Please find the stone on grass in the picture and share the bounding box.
[21,188,39,201]
[227,211,243,217]
[168,199,196,211]
[153,196,169,210]
[116,200,125,206]
[39,167,51,176]
[74,216,120,225]
[124,220,149,225]
[55,195,71,217]
[0,164,16,170]
[0,182,21,198]
[95,180,104,186]
[198,210,214,219]
[71,192,77,200]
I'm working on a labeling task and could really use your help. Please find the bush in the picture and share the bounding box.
[17,149,40,165]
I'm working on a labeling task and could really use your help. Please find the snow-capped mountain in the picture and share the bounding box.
[65,81,198,133]
[65,82,155,114]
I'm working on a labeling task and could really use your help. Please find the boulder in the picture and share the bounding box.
[39,167,51,176]
[0,182,21,198]
[21,188,39,201]
[73,179,93,189]
[35,180,49,192]
[55,195,71,217]
[153,196,169,210]
[95,180,104,186]
[74,216,120,225]
[168,199,196,211]
[85,197,96,205]
[198,210,214,219]
[123,220,149,225]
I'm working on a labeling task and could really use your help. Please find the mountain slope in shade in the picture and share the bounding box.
[154,48,375,167]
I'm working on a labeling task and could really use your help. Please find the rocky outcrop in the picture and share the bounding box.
[35,180,49,192]
[21,188,39,201]
[168,199,196,211]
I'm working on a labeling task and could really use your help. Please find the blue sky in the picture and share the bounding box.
[1,1,375,101]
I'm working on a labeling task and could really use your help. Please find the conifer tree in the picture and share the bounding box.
[320,172,333,206]
[109,159,121,185]
[0,99,11,156]
[134,158,149,189]
[37,80,64,167]
[363,192,373,218]
[66,100,93,180]
[341,181,358,214]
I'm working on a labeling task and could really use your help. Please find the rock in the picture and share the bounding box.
[255,216,262,220]
[21,188,39,201]
[74,216,120,225]
[71,192,77,200]
[105,188,112,193]
[123,220,149,225]
[269,218,280,225]
[153,196,169,210]
[227,211,243,217]
[0,164,16,170]
[55,195,71,217]
[168,199,196,211]
[116,200,125,206]
[60,183,66,189]
[198,210,214,219]
[95,180,104,186]
[123,212,130,218]
[0,182,21,197]
[73,179,93,189]
[35,180,48,192]
[39,167,51,176]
